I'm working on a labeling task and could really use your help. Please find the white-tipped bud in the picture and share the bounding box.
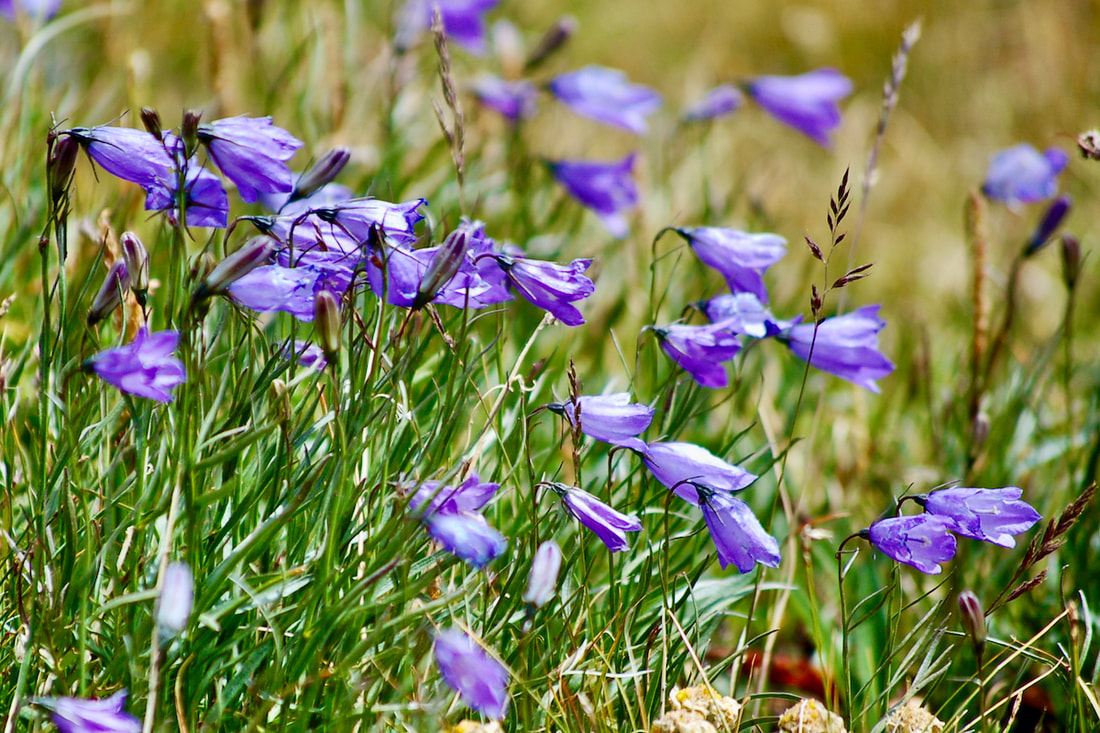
[958,590,986,656]
[194,236,276,300]
[120,232,150,303]
[87,260,131,325]
[523,540,563,608]
[156,561,194,634]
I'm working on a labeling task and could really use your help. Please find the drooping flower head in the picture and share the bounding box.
[493,254,594,326]
[433,628,509,719]
[640,441,757,505]
[865,514,957,574]
[471,76,538,122]
[547,153,638,238]
[746,68,852,146]
[396,0,500,55]
[695,485,781,572]
[915,487,1041,549]
[198,116,303,204]
[779,305,895,393]
[85,328,187,403]
[1026,195,1072,254]
[546,482,642,552]
[545,392,654,452]
[682,84,744,123]
[697,292,801,338]
[650,322,742,389]
[981,144,1069,206]
[674,227,787,302]
[409,472,501,516]
[64,125,174,192]
[549,65,662,134]
[31,690,142,733]
[424,511,508,568]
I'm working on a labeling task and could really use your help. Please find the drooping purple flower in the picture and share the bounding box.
[640,441,757,505]
[746,68,852,146]
[433,628,509,719]
[311,197,427,247]
[0,0,62,21]
[697,486,781,572]
[228,259,351,322]
[259,181,355,216]
[982,144,1069,206]
[85,328,186,403]
[493,254,594,326]
[425,511,508,568]
[1026,195,1072,254]
[396,0,500,55]
[682,84,744,123]
[156,561,194,634]
[471,75,538,121]
[523,540,563,608]
[866,514,957,575]
[548,483,642,552]
[780,305,895,393]
[64,125,174,192]
[674,227,787,302]
[144,161,230,228]
[916,487,1041,549]
[33,690,142,733]
[546,392,654,452]
[549,66,662,135]
[409,472,501,516]
[283,340,328,370]
[198,116,304,204]
[547,153,638,238]
[698,292,801,338]
[651,322,742,389]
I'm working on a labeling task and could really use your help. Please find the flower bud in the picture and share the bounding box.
[971,411,990,452]
[269,378,291,424]
[414,228,468,309]
[47,135,80,206]
[140,107,163,140]
[87,260,131,326]
[958,590,986,656]
[314,290,341,362]
[120,232,150,305]
[181,109,203,159]
[1061,233,1081,289]
[523,540,563,608]
[288,147,351,204]
[525,15,576,71]
[1025,195,1071,255]
[194,236,276,300]
[156,561,194,634]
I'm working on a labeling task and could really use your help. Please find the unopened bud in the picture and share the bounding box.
[1025,195,1071,255]
[140,107,163,140]
[269,378,291,424]
[523,540,562,608]
[1061,234,1081,289]
[194,236,276,300]
[314,290,341,361]
[525,15,577,71]
[414,228,468,309]
[181,109,202,158]
[156,561,194,635]
[958,590,986,656]
[971,411,990,451]
[120,232,150,304]
[87,260,131,325]
[48,135,79,206]
[288,147,351,204]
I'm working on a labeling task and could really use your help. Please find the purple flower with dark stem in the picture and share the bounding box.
[640,441,757,505]
[145,161,230,228]
[283,340,328,370]
[547,153,638,238]
[549,65,662,135]
[545,392,654,452]
[746,68,852,146]
[31,690,142,733]
[425,511,508,568]
[915,487,1041,549]
[198,116,304,204]
[682,84,744,123]
[492,254,594,326]
[85,328,186,403]
[228,264,338,321]
[674,227,787,302]
[695,485,781,572]
[259,181,355,216]
[1026,194,1072,254]
[545,482,642,552]
[865,514,957,574]
[396,0,500,55]
[0,0,62,21]
[779,305,895,393]
[982,144,1069,206]
[409,472,500,516]
[697,292,801,338]
[64,125,174,191]
[471,75,538,121]
[312,197,427,247]
[650,322,742,389]
[433,628,509,719]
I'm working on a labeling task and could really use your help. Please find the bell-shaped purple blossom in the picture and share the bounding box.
[1026,195,1072,254]
[493,254,594,326]
[780,305,895,393]
[433,628,509,719]
[409,472,500,516]
[549,65,662,135]
[697,486,781,572]
[682,84,744,123]
[144,161,230,228]
[698,292,801,338]
[746,68,852,146]
[64,125,174,192]
[85,327,186,403]
[651,322,742,389]
[548,483,642,552]
[547,153,638,238]
[675,227,787,302]
[866,514,957,575]
[425,511,508,568]
[33,690,142,733]
[982,144,1069,206]
[310,197,427,247]
[259,181,355,216]
[198,116,303,204]
[1,0,62,21]
[916,487,1041,549]
[283,340,328,370]
[396,0,499,55]
[640,441,757,505]
[546,392,654,452]
[228,255,352,322]
[471,75,538,121]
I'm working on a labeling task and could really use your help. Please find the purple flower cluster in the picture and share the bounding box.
[408,472,507,568]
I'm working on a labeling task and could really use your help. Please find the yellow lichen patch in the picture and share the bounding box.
[882,699,945,733]
[651,708,719,733]
[777,698,848,733]
[668,684,741,726]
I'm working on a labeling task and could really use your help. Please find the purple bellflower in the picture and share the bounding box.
[282,340,328,370]
[682,84,744,123]
[64,125,174,192]
[33,690,142,733]
[410,472,500,516]
[675,227,787,302]
[144,160,230,228]
[547,153,638,238]
[493,253,594,326]
[982,144,1069,206]
[865,514,957,575]
[549,65,662,135]
[85,328,186,403]
[433,628,509,719]
[746,68,852,146]
[651,322,742,389]
[546,392,654,452]
[425,511,508,568]
[471,75,538,121]
[311,197,427,247]
[698,292,801,338]
[547,482,642,552]
[259,181,355,216]
[198,116,303,204]
[696,485,781,572]
[1026,195,1072,254]
[780,305,895,393]
[916,487,1041,549]
[640,441,757,504]
[1,0,62,20]
[396,0,499,55]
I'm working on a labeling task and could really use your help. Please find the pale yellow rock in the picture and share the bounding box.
[447,721,503,733]
[882,699,945,733]
[776,698,848,733]
[668,684,741,726]
[650,708,719,733]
